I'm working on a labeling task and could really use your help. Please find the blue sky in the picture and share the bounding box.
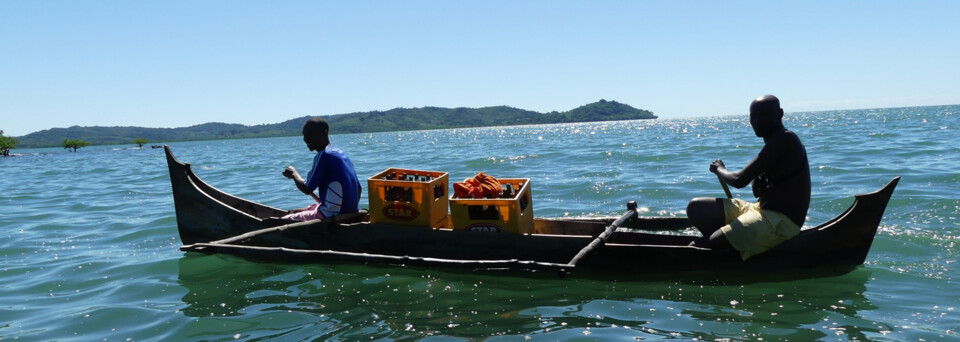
[2,1,958,136]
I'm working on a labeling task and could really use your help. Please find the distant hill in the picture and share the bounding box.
[14,100,655,148]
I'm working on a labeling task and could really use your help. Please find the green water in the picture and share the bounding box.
[2,106,957,340]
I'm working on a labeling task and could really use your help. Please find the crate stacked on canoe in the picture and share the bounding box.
[449,178,534,234]
[368,168,449,228]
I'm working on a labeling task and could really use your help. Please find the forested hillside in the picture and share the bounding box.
[14,100,655,148]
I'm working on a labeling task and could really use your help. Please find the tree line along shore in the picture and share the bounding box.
[6,100,656,150]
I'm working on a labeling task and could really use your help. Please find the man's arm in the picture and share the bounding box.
[712,142,777,189]
[283,166,314,195]
[712,158,753,189]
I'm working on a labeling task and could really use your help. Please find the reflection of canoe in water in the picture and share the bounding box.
[165,145,899,278]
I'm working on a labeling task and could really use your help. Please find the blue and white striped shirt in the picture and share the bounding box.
[305,146,361,217]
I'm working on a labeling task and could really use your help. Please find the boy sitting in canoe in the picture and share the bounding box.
[687,95,811,260]
[282,118,362,221]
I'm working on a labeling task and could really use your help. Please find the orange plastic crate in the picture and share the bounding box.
[449,178,533,234]
[368,168,449,228]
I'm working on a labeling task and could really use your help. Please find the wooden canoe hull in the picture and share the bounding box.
[165,146,899,277]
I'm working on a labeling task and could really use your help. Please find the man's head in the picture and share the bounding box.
[302,118,330,151]
[749,94,785,138]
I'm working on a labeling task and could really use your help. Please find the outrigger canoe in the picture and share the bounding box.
[166,146,899,278]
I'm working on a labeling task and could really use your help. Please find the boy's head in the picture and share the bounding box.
[302,118,330,151]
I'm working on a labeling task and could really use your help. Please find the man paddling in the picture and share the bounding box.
[282,118,362,220]
[687,95,811,260]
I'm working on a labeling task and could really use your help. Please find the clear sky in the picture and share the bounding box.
[2,1,958,136]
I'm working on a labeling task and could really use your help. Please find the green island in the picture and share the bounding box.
[12,100,655,148]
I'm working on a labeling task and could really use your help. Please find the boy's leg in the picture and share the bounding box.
[282,203,324,221]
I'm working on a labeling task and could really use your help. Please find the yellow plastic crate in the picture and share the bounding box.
[449,178,533,234]
[368,168,449,228]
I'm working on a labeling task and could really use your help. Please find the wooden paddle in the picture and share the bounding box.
[718,174,733,199]
[563,201,639,274]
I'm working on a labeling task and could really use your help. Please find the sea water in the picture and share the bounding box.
[1,106,957,340]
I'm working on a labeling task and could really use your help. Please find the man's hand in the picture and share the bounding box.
[283,166,313,195]
[282,166,299,179]
[709,159,726,174]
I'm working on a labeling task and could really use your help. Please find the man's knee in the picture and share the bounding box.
[687,197,726,235]
[687,197,713,216]
[688,197,723,220]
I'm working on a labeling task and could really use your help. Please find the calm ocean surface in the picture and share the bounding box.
[2,106,958,341]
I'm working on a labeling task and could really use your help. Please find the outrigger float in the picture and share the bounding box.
[165,146,899,278]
